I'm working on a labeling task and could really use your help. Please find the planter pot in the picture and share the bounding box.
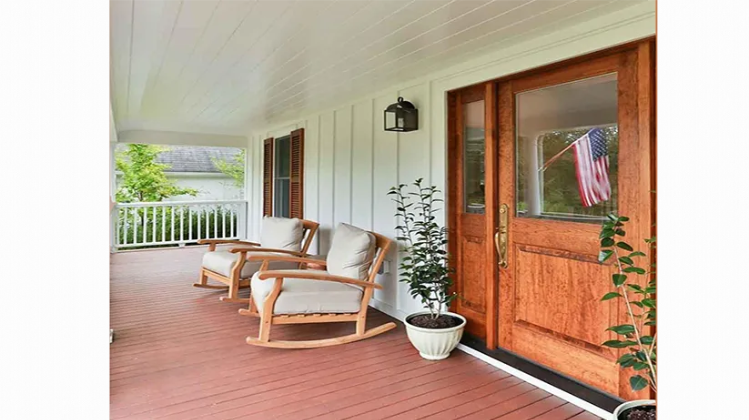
[612,400,656,420]
[404,311,466,360]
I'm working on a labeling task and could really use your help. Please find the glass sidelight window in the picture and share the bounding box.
[463,100,485,214]
[516,73,619,223]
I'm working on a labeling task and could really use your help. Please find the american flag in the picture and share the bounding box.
[572,128,611,207]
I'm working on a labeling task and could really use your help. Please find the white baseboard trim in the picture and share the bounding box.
[368,300,612,419]
[368,298,408,321]
[456,344,613,420]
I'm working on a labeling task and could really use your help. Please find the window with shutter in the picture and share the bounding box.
[262,138,273,217]
[289,128,304,219]
[262,129,304,219]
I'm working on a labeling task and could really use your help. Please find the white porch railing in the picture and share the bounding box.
[113,200,247,250]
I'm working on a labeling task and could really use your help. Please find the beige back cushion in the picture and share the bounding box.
[260,217,304,251]
[326,223,375,280]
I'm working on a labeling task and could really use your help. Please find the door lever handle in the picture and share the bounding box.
[497,204,509,268]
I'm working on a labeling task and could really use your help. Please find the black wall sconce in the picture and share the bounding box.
[384,97,418,132]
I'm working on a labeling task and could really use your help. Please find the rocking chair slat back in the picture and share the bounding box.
[367,232,392,284]
[300,220,319,255]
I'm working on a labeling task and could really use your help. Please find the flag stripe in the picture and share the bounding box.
[572,128,611,208]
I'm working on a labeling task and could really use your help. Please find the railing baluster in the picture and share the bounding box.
[171,205,175,242]
[152,206,157,243]
[133,207,138,244]
[222,206,226,238]
[123,208,128,246]
[197,206,201,240]
[142,207,148,244]
[230,205,235,238]
[180,206,185,243]
[214,206,218,238]
[162,206,166,242]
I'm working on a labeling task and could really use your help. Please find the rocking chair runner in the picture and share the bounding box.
[194,218,319,303]
[238,224,396,349]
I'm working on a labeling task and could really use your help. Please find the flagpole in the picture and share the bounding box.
[538,136,583,173]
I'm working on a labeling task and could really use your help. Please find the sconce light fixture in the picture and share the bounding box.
[384,97,418,132]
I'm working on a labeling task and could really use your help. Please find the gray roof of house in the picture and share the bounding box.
[116,144,242,173]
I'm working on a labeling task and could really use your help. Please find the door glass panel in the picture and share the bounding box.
[516,73,618,223]
[463,100,485,214]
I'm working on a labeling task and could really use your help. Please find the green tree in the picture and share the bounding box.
[212,149,245,189]
[116,144,197,203]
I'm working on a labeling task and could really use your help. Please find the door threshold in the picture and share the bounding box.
[459,334,621,419]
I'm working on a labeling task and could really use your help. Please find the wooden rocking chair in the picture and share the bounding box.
[238,223,396,349]
[194,218,319,303]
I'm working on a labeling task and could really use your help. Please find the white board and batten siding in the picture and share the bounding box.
[245,3,656,319]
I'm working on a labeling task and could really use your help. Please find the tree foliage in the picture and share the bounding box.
[599,213,657,393]
[389,179,456,320]
[115,144,197,203]
[212,149,245,189]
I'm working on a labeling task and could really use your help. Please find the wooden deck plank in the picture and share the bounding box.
[110,246,603,420]
[530,403,585,420]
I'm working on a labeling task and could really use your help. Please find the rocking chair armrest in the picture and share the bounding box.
[229,247,305,257]
[197,239,261,247]
[256,270,382,290]
[243,255,325,267]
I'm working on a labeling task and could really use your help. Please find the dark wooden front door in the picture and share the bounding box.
[449,40,654,400]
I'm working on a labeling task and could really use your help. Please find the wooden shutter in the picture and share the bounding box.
[289,128,304,219]
[262,137,274,217]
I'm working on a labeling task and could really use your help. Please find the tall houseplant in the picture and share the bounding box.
[389,178,466,360]
[599,213,656,420]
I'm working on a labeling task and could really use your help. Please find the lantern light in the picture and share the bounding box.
[384,97,418,132]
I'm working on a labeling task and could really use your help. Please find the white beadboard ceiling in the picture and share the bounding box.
[110,0,648,135]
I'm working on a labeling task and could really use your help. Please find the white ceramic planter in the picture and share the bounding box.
[404,311,466,360]
[612,400,655,420]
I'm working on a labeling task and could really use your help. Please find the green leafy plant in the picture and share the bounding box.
[116,144,198,203]
[599,213,657,393]
[212,149,245,189]
[388,179,456,320]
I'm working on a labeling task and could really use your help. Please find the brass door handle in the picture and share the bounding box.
[497,204,508,268]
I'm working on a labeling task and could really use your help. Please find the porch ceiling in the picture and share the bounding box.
[110,0,646,135]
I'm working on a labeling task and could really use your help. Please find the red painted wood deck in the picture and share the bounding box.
[110,246,602,420]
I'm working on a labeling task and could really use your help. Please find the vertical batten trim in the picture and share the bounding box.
[349,105,354,225]
[331,111,336,231]
[427,81,433,189]
[370,98,376,231]
[317,114,321,238]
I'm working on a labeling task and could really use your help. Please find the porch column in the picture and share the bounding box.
[109,106,118,252]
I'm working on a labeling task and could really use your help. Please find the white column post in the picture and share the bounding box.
[109,141,117,252]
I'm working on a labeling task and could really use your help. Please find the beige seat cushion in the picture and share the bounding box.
[202,251,297,279]
[326,223,375,281]
[261,217,304,251]
[251,269,363,315]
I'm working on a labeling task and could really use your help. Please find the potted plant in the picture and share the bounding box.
[598,214,656,420]
[388,179,465,360]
